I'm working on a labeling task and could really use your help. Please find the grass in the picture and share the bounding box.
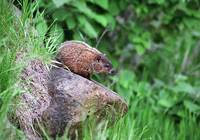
[0,0,55,139]
[0,0,200,140]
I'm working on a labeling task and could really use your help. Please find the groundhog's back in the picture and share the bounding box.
[57,42,99,77]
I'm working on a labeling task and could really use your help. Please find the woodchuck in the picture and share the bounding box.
[55,41,116,79]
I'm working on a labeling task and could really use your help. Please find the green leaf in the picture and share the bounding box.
[105,14,116,30]
[52,8,69,21]
[158,99,175,108]
[135,44,145,55]
[52,0,72,8]
[173,82,194,94]
[92,14,108,27]
[130,31,151,55]
[119,70,136,89]
[108,1,120,15]
[176,3,200,18]
[148,0,165,5]
[184,100,200,112]
[71,1,108,27]
[77,16,98,38]
[73,32,84,40]
[66,17,76,30]
[137,82,151,96]
[175,74,188,83]
[93,0,108,10]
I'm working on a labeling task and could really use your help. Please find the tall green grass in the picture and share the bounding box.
[0,0,200,140]
[0,0,24,139]
[0,0,57,139]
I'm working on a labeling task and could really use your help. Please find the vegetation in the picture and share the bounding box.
[0,0,200,139]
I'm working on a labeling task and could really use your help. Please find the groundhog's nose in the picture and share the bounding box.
[109,69,116,75]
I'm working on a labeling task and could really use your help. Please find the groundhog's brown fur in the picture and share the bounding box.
[56,41,115,78]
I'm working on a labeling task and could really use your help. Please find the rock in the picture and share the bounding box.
[40,67,128,139]
[8,59,51,140]
[9,60,128,140]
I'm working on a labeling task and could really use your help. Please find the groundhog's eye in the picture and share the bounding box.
[104,64,110,68]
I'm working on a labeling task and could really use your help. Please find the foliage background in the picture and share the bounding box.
[1,0,200,139]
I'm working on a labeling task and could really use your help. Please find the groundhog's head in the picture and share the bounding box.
[91,54,116,75]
